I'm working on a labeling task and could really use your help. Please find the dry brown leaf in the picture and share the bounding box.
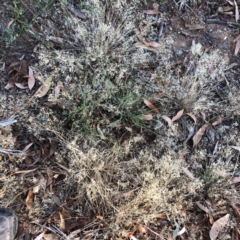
[134,42,157,52]
[135,224,146,234]
[123,232,135,238]
[172,109,184,123]
[182,167,195,179]
[143,99,160,113]
[142,114,153,120]
[143,41,161,48]
[26,190,34,209]
[15,83,28,89]
[234,0,239,22]
[55,85,60,99]
[119,188,140,198]
[193,124,209,147]
[34,232,46,240]
[36,76,52,98]
[186,113,197,125]
[96,215,104,220]
[196,202,210,214]
[209,214,230,240]
[143,4,159,15]
[232,177,240,184]
[28,66,35,90]
[234,36,240,55]
[125,127,132,132]
[212,116,223,126]
[22,143,33,152]
[230,146,240,151]
[59,212,65,231]
[162,116,173,126]
[43,233,59,240]
[218,6,234,15]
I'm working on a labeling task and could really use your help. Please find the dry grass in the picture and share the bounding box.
[0,0,240,239]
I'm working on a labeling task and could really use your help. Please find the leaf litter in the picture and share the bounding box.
[1,0,240,239]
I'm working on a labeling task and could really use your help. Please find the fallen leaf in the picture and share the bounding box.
[7,20,14,28]
[162,116,173,126]
[28,66,35,90]
[135,224,146,234]
[22,143,33,152]
[36,76,52,98]
[232,177,240,184]
[185,23,205,30]
[143,41,161,48]
[134,42,157,52]
[182,167,195,179]
[55,85,60,99]
[193,124,209,147]
[67,4,86,19]
[218,6,234,15]
[230,146,240,151]
[234,0,239,22]
[34,232,46,240]
[172,109,184,123]
[143,9,158,14]
[187,113,197,124]
[59,212,65,231]
[43,233,59,240]
[26,190,34,209]
[119,188,140,198]
[212,116,223,126]
[143,99,160,113]
[125,127,132,132]
[209,214,230,240]
[227,0,235,6]
[96,215,104,220]
[142,114,153,120]
[234,36,240,56]
[123,232,135,238]
[15,83,28,89]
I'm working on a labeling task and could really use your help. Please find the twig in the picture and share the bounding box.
[157,22,167,42]
[0,148,25,155]
[206,18,240,28]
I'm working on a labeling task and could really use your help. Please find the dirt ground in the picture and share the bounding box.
[0,0,240,239]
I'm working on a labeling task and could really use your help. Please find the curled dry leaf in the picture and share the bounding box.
[142,114,153,120]
[234,0,239,22]
[135,224,146,234]
[143,99,159,113]
[234,36,240,56]
[187,113,197,124]
[96,215,104,220]
[209,214,230,240]
[232,177,240,184]
[182,167,195,179]
[172,109,184,123]
[26,190,34,209]
[15,83,28,89]
[162,116,173,126]
[134,42,157,52]
[212,116,223,126]
[193,124,209,147]
[36,76,52,98]
[230,146,240,151]
[28,66,35,90]
[143,41,161,48]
